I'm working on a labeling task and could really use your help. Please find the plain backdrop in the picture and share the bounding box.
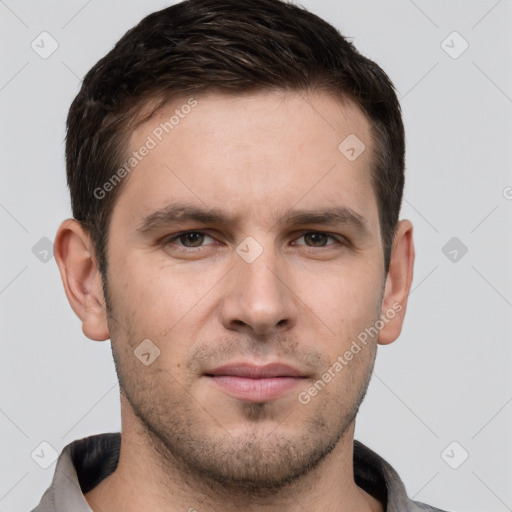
[1,1,511,511]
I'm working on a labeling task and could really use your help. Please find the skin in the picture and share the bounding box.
[55,90,414,512]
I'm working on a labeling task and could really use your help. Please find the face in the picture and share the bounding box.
[103,90,387,492]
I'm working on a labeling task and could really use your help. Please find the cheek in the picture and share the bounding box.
[108,256,226,359]
[107,264,196,382]
[111,257,186,320]
[300,265,382,345]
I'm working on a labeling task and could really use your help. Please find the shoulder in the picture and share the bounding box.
[409,501,452,512]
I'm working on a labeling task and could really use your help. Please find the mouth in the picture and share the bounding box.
[204,362,308,402]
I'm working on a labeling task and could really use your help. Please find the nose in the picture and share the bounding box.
[220,246,298,337]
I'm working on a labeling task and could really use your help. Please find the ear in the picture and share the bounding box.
[54,219,110,341]
[378,219,415,345]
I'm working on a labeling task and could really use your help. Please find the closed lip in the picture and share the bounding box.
[205,362,306,379]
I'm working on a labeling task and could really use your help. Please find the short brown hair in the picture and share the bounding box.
[66,0,405,276]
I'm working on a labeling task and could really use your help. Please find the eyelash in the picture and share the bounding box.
[162,231,346,252]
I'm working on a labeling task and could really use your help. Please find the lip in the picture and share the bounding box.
[206,362,304,378]
[205,362,306,402]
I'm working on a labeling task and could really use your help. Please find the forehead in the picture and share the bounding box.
[112,90,379,234]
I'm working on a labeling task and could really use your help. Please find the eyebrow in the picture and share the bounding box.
[136,201,369,236]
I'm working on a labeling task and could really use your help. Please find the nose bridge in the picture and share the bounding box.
[239,241,282,295]
[222,237,297,335]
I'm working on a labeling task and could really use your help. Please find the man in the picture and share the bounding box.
[32,0,448,511]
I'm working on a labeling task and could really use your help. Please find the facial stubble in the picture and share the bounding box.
[108,318,377,499]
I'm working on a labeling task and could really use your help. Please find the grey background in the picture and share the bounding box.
[1,1,511,511]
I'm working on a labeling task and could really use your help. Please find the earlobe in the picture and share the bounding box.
[378,220,415,345]
[54,219,110,341]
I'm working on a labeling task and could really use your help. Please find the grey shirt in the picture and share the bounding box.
[31,433,448,512]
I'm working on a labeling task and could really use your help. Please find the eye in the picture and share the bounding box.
[165,231,215,248]
[293,232,342,247]
[162,230,345,253]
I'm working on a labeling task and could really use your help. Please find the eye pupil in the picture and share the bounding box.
[305,233,327,246]
[180,232,204,247]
